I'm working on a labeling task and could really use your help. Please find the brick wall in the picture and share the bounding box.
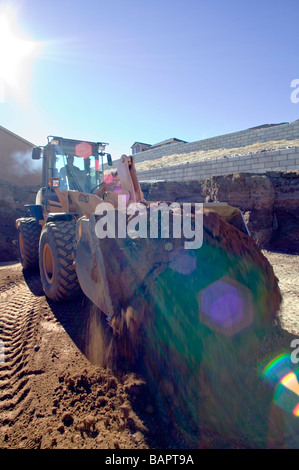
[137,147,299,182]
[109,119,299,170]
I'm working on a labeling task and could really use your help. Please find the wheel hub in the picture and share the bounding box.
[43,243,54,284]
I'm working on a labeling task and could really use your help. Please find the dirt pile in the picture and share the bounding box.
[0,269,152,449]
[141,170,299,252]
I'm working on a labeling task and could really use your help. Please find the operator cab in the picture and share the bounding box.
[32,136,112,193]
[57,153,97,193]
[48,137,112,194]
[31,136,113,213]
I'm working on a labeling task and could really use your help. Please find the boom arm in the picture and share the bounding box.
[100,155,144,208]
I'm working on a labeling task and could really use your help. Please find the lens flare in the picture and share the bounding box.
[262,353,293,387]
[280,372,299,396]
[103,173,114,184]
[293,403,299,417]
[273,370,299,417]
[75,142,93,159]
[169,250,197,276]
[198,277,254,336]
[263,354,299,419]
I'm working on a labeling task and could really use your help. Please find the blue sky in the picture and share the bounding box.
[1,0,299,158]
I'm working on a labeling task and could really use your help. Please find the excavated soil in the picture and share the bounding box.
[0,251,298,449]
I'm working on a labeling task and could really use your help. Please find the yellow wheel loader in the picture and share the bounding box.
[16,135,281,446]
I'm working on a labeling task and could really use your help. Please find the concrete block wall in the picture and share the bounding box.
[137,147,299,182]
[109,119,299,169]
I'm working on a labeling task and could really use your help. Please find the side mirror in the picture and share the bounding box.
[32,147,42,160]
[107,153,112,166]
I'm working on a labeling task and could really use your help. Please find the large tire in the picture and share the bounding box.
[17,217,41,270]
[39,220,81,301]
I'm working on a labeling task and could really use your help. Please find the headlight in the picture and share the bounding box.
[52,178,60,188]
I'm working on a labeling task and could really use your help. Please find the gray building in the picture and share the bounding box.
[0,125,41,185]
[131,141,151,154]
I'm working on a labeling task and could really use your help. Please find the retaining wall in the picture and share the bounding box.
[137,147,299,182]
[109,119,299,170]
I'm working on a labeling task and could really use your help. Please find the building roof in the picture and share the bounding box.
[150,138,187,148]
[247,122,288,131]
[130,141,151,148]
[0,125,35,147]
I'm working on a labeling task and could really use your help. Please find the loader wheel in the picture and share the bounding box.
[17,217,41,270]
[39,220,80,301]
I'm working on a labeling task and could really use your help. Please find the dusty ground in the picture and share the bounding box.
[0,251,298,449]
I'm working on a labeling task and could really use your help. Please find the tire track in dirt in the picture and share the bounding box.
[0,277,45,428]
[0,268,155,449]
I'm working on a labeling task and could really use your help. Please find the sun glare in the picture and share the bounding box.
[0,8,41,100]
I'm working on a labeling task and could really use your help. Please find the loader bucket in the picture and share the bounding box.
[75,203,281,446]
